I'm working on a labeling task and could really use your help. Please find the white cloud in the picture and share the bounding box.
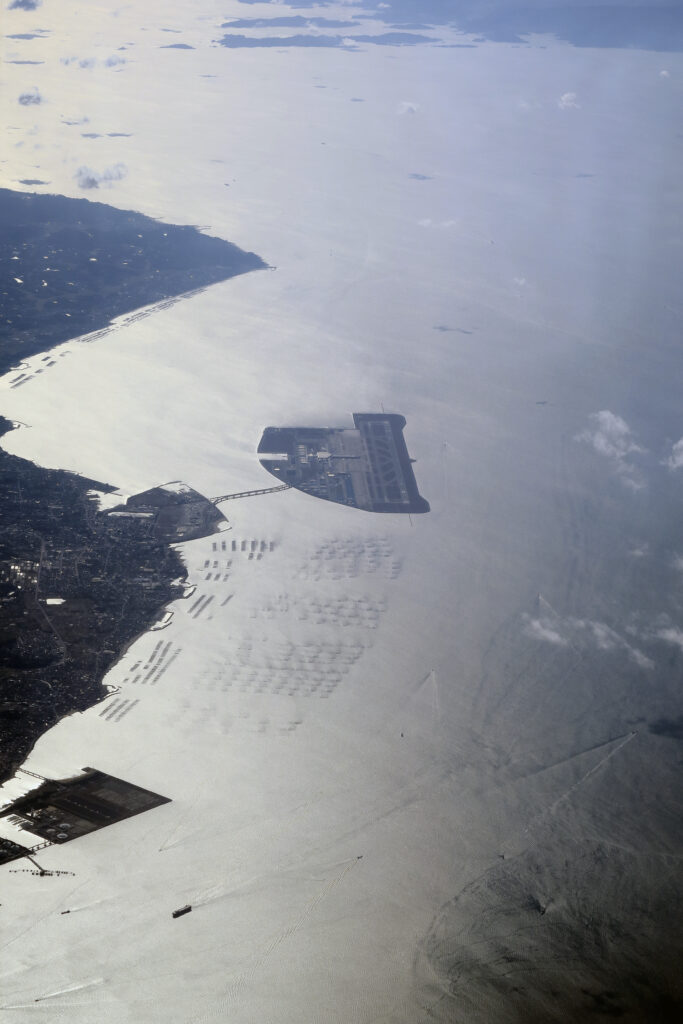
[524,616,568,646]
[576,410,646,489]
[629,647,655,670]
[664,437,683,471]
[660,70,670,78]
[418,219,460,230]
[588,621,619,650]
[580,411,641,460]
[558,91,580,110]
[575,618,654,669]
[672,555,683,573]
[525,612,653,668]
[656,627,683,652]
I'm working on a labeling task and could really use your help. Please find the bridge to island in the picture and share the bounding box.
[212,484,291,504]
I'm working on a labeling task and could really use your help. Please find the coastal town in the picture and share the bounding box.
[0,416,227,784]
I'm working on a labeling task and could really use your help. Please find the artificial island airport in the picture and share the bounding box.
[257,413,429,515]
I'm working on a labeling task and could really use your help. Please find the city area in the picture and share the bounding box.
[0,417,225,783]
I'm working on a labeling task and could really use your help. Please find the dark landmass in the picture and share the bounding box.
[0,187,266,376]
[0,188,252,786]
[214,32,434,49]
[258,412,430,514]
[221,16,358,29]
[0,426,226,784]
[0,415,15,438]
[233,1,683,51]
[0,767,170,864]
[451,4,683,51]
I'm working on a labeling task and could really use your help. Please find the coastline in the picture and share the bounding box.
[0,186,264,787]
[0,425,190,786]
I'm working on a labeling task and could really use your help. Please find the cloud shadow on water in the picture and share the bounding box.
[17,87,42,105]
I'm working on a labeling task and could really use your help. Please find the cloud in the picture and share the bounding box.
[397,101,419,115]
[664,437,683,471]
[558,91,580,109]
[629,647,655,670]
[575,618,654,669]
[524,611,653,668]
[656,627,683,653]
[516,98,540,112]
[75,163,127,190]
[576,410,646,490]
[418,218,459,230]
[587,621,619,650]
[580,411,639,460]
[629,545,648,558]
[523,616,568,646]
[9,0,41,9]
[18,87,42,106]
[659,69,670,78]
[672,555,683,573]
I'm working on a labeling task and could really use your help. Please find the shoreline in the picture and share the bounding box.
[0,186,257,787]
[0,427,190,785]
